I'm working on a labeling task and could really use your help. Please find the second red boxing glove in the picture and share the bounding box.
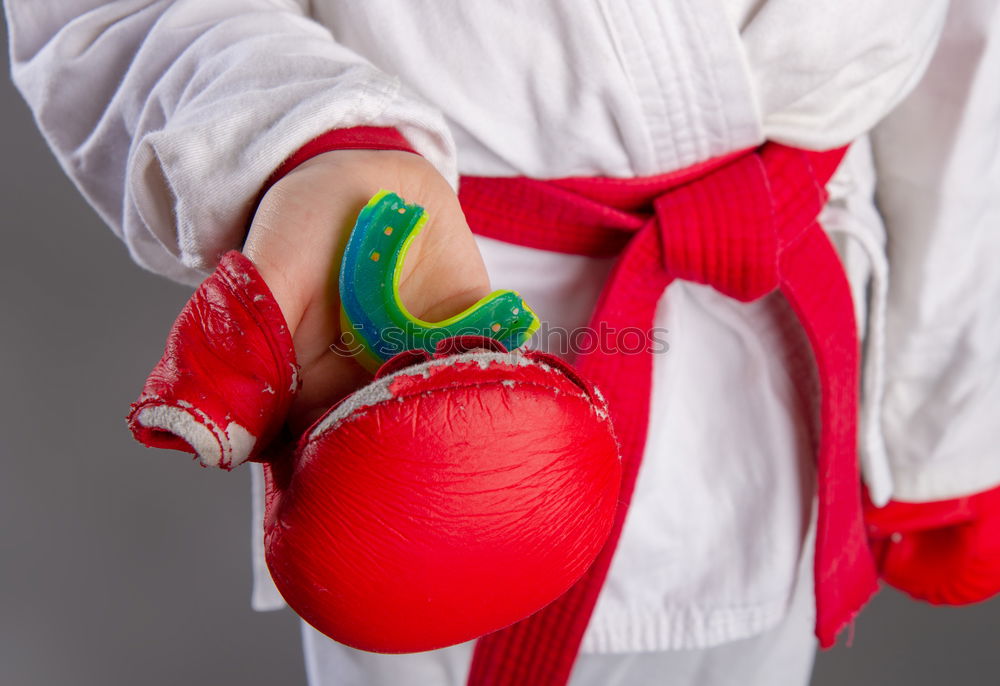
[865,485,1000,605]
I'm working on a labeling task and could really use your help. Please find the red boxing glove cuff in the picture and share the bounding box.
[127,250,298,469]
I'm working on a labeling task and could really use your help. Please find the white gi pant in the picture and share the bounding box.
[300,506,818,686]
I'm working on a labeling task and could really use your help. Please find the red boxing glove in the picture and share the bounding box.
[265,336,620,653]
[127,251,298,469]
[128,251,622,653]
[864,484,1000,605]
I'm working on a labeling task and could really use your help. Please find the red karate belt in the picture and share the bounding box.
[458,143,879,685]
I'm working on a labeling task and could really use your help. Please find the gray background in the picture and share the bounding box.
[2,32,998,686]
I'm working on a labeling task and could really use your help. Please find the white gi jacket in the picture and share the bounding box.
[8,0,999,653]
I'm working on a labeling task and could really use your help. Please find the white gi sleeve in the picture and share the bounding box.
[869,0,1000,502]
[5,0,456,285]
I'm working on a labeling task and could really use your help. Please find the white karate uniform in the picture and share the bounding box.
[8,1,1000,683]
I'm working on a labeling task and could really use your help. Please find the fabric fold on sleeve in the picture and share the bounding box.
[6,0,456,286]
[868,0,1000,504]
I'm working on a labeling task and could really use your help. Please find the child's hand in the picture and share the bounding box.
[242,149,491,434]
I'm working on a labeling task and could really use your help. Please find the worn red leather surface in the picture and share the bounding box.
[127,250,298,469]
